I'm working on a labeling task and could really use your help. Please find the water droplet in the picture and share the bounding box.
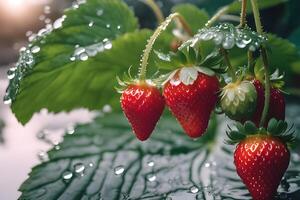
[70,57,76,61]
[44,6,51,14]
[222,36,235,49]
[147,161,154,167]
[62,171,73,180]
[88,162,94,167]
[190,186,199,194]
[147,174,156,182]
[204,162,211,168]
[39,15,46,21]
[67,126,75,135]
[106,24,111,28]
[7,70,15,80]
[3,97,12,105]
[104,40,112,50]
[31,46,40,54]
[117,25,121,30]
[79,52,89,61]
[53,15,66,29]
[114,166,125,175]
[54,145,60,150]
[26,31,33,37]
[102,104,112,113]
[96,9,104,16]
[37,150,49,162]
[74,163,85,174]
[88,21,94,27]
[236,39,247,48]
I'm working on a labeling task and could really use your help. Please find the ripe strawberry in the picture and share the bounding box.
[234,135,290,200]
[121,83,165,141]
[163,67,219,138]
[251,80,285,126]
[228,119,294,200]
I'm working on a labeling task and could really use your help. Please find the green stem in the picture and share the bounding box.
[250,0,271,127]
[206,6,229,27]
[239,0,247,28]
[221,48,236,81]
[247,51,254,75]
[139,13,189,81]
[143,0,164,23]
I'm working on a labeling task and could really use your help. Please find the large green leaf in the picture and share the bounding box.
[4,0,172,125]
[19,105,300,200]
[228,0,288,13]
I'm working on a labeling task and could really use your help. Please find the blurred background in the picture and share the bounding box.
[0,0,299,199]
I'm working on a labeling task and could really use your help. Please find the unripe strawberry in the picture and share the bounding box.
[220,81,257,120]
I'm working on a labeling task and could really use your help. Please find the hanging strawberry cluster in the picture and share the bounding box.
[117,1,296,200]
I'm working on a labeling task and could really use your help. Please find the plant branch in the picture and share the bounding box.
[221,48,236,81]
[139,13,186,81]
[247,51,254,74]
[206,6,229,27]
[239,0,247,28]
[143,0,164,23]
[250,0,270,127]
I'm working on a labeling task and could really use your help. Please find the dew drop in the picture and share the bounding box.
[74,163,85,174]
[37,150,49,162]
[190,186,199,194]
[204,162,211,168]
[3,97,12,105]
[70,57,76,61]
[66,126,75,135]
[117,25,121,30]
[79,52,89,61]
[44,6,51,14]
[7,70,15,80]
[104,40,112,50]
[54,145,60,150]
[222,36,235,49]
[31,46,41,54]
[102,104,112,113]
[53,15,66,29]
[96,9,104,16]
[106,24,111,28]
[236,39,247,48]
[62,171,73,180]
[114,166,125,175]
[147,174,157,182]
[88,21,94,27]
[88,162,94,167]
[147,161,155,167]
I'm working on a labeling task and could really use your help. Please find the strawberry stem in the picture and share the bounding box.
[143,0,164,23]
[221,48,236,81]
[250,0,271,127]
[139,13,192,81]
[206,6,229,27]
[239,0,247,28]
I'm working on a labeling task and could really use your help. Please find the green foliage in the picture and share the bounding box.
[172,4,209,34]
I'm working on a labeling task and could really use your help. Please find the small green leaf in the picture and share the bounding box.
[244,121,258,134]
[267,118,278,133]
[228,0,288,13]
[172,4,209,34]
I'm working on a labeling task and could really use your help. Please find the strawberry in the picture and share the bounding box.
[121,83,165,141]
[251,79,285,127]
[227,119,294,200]
[163,67,219,138]
[220,80,257,120]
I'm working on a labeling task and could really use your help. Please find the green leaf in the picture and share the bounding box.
[6,0,140,124]
[172,4,209,34]
[11,30,171,125]
[228,0,288,13]
[19,111,300,199]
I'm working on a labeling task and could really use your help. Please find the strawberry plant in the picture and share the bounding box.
[4,0,300,199]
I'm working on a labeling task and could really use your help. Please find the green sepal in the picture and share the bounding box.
[226,118,296,145]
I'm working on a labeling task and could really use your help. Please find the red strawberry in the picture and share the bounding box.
[121,83,165,141]
[251,80,285,126]
[163,67,219,138]
[234,135,290,200]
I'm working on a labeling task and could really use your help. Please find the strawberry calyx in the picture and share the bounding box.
[226,118,296,145]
